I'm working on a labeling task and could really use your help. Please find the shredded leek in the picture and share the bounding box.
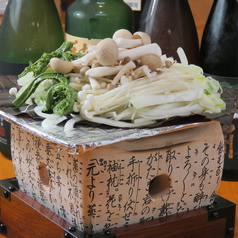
[11,42,226,131]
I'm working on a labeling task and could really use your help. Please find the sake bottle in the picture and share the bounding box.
[65,0,134,53]
[0,118,11,160]
[0,0,64,76]
[124,0,146,31]
[200,0,238,181]
[61,0,76,11]
[138,0,199,64]
[200,0,238,79]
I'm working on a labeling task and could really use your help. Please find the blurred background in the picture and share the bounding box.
[0,0,213,45]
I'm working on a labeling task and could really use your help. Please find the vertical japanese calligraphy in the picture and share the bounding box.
[11,121,224,234]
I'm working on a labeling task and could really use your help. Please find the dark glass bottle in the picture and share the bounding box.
[0,118,11,160]
[124,0,146,31]
[200,0,238,79]
[61,0,75,11]
[138,0,199,64]
[65,0,134,53]
[0,0,64,76]
[200,0,238,181]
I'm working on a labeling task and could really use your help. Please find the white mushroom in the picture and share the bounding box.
[89,77,101,91]
[120,75,133,85]
[165,60,173,68]
[114,31,151,49]
[112,29,133,40]
[73,64,84,73]
[96,38,119,66]
[87,45,97,53]
[134,65,152,78]
[91,61,102,68]
[107,61,136,89]
[133,31,151,44]
[120,56,131,65]
[140,53,162,71]
[50,57,74,74]
[77,91,86,102]
[73,102,80,112]
[118,43,162,61]
[85,65,124,78]
[72,51,97,66]
[80,66,90,76]
[115,38,143,49]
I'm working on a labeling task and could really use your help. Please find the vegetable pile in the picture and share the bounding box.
[10,29,226,132]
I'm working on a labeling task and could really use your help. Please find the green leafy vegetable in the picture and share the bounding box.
[61,51,84,62]
[19,41,74,78]
[13,73,68,108]
[43,83,77,116]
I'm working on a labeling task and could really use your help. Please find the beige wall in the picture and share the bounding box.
[189,0,213,44]
[54,0,61,13]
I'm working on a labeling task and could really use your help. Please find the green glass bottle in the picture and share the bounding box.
[0,0,64,75]
[65,0,134,53]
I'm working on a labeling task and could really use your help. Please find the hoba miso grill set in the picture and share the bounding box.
[0,0,237,237]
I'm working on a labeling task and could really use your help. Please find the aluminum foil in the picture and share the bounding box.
[0,75,236,154]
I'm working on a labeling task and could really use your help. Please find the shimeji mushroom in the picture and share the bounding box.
[165,60,173,68]
[107,60,136,90]
[140,53,162,71]
[85,65,124,78]
[72,51,97,66]
[133,31,151,44]
[91,61,102,68]
[50,57,74,74]
[112,29,133,40]
[118,43,162,61]
[133,65,152,79]
[96,38,119,66]
[80,66,90,76]
[113,29,151,49]
[71,30,164,91]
